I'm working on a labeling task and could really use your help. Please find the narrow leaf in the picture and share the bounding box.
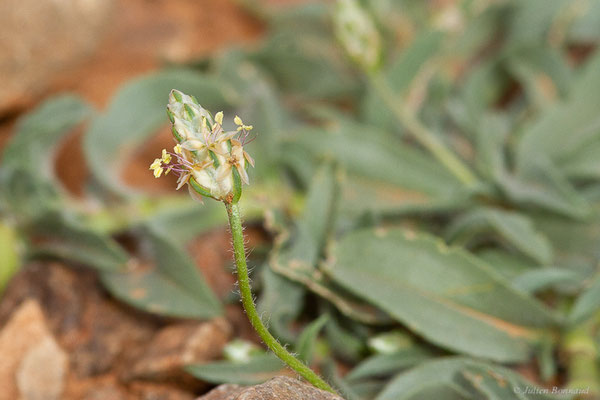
[2,95,92,177]
[101,228,222,318]
[446,207,553,264]
[296,314,329,363]
[31,211,128,272]
[326,229,561,362]
[377,357,569,400]
[185,354,284,385]
[569,275,600,325]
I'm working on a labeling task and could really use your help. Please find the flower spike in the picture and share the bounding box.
[148,90,335,394]
[151,90,255,204]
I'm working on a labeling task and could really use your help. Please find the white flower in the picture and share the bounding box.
[151,90,255,203]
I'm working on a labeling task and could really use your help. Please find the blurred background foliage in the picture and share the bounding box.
[1,0,600,399]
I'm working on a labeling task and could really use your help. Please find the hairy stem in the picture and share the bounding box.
[368,71,478,187]
[225,201,336,394]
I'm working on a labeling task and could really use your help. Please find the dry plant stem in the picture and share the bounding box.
[225,201,337,394]
[367,71,478,187]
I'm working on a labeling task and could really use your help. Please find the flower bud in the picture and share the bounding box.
[150,90,255,203]
[334,0,382,72]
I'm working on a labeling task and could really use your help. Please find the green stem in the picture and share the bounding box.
[225,201,337,394]
[563,320,600,396]
[367,71,478,187]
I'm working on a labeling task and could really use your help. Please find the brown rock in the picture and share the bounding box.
[129,381,197,400]
[0,262,231,398]
[0,0,113,113]
[78,382,127,400]
[47,0,262,109]
[62,374,128,400]
[0,300,68,400]
[0,262,158,379]
[197,384,244,400]
[124,318,232,386]
[196,377,345,400]
[17,336,69,400]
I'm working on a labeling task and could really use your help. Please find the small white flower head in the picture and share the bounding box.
[334,0,382,72]
[151,89,255,203]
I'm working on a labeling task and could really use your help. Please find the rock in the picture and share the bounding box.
[0,300,68,400]
[124,318,232,387]
[196,376,345,400]
[0,0,113,113]
[61,374,130,400]
[0,262,158,379]
[77,381,127,400]
[198,384,244,400]
[129,381,197,400]
[0,262,233,398]
[17,336,69,400]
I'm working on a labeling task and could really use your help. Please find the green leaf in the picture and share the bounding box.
[361,30,443,132]
[0,222,20,292]
[276,162,338,265]
[0,169,61,220]
[317,110,461,194]
[251,24,358,100]
[234,75,290,179]
[257,266,305,343]
[142,199,226,244]
[497,162,590,219]
[2,95,92,178]
[296,314,329,363]
[446,207,553,264]
[346,348,433,381]
[506,46,572,109]
[477,249,537,281]
[505,0,567,49]
[30,211,128,272]
[512,268,584,294]
[291,113,465,215]
[472,113,510,180]
[185,354,284,385]
[561,137,600,179]
[101,228,222,318]
[569,275,600,325]
[324,311,367,363]
[83,69,232,195]
[0,96,91,219]
[531,212,600,272]
[326,228,561,362]
[270,163,387,324]
[516,51,600,175]
[568,0,600,42]
[450,60,506,136]
[377,357,570,400]
[320,358,362,400]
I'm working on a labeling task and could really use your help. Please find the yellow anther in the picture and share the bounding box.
[236,123,253,132]
[234,115,243,126]
[215,111,224,125]
[174,144,182,155]
[161,149,171,164]
[151,164,163,178]
[150,158,162,170]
